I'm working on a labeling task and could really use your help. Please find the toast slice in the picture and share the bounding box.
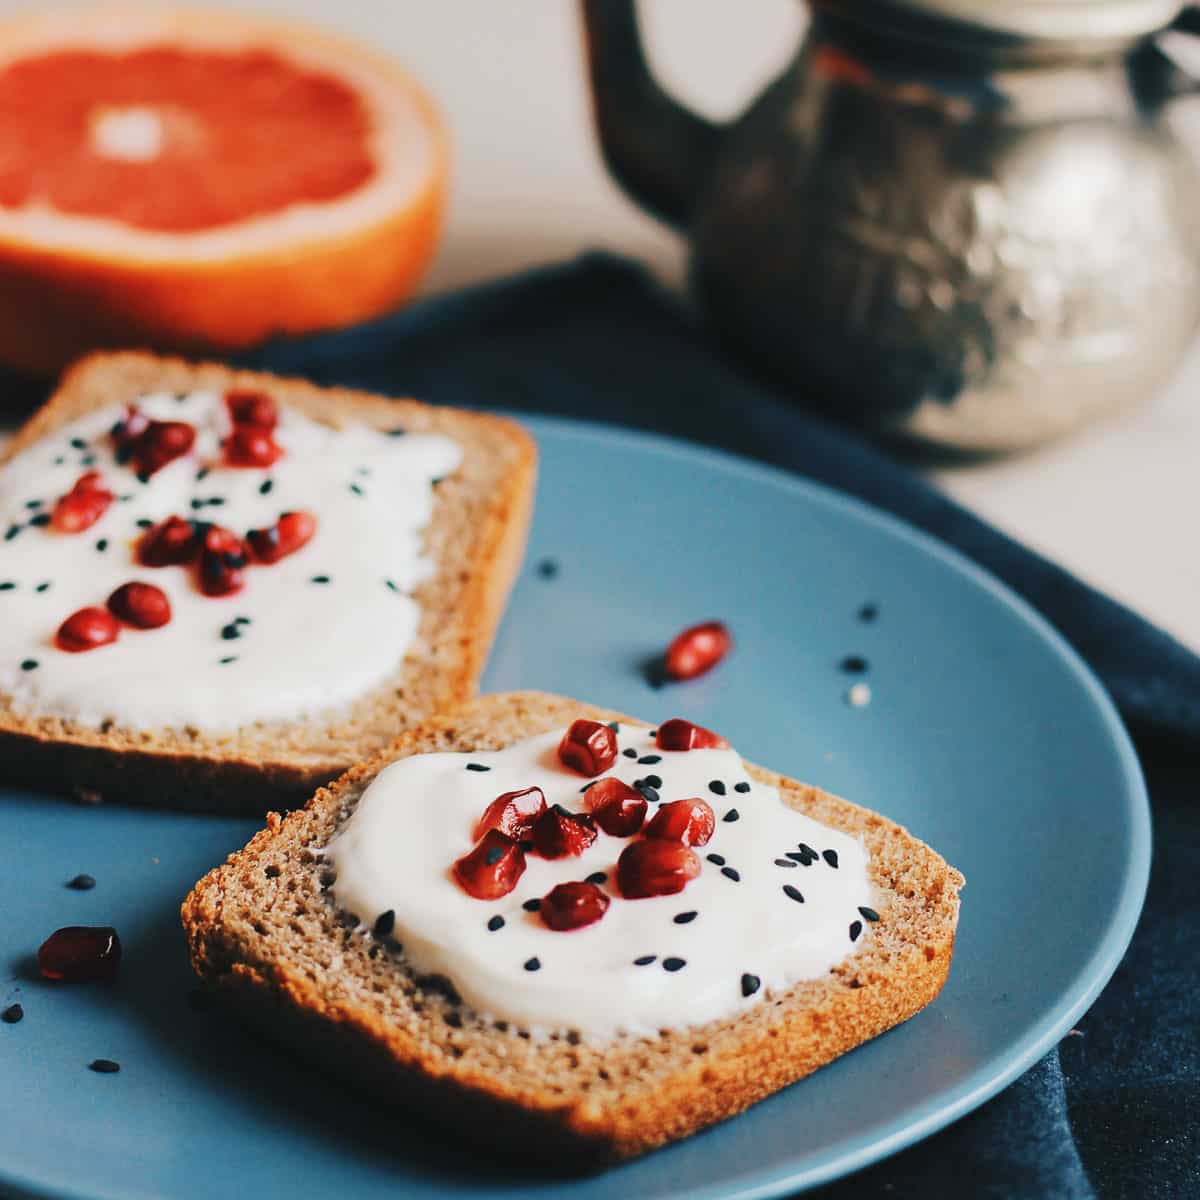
[182,691,964,1163]
[0,353,535,812]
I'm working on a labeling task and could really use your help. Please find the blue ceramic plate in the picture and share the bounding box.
[0,417,1149,1200]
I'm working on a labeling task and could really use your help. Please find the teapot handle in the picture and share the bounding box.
[581,0,723,228]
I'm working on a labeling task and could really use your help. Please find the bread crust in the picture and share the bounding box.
[182,691,964,1163]
[0,352,536,812]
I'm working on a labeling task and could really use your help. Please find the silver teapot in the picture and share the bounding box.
[583,0,1200,451]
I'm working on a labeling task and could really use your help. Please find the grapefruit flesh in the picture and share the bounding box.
[0,9,447,375]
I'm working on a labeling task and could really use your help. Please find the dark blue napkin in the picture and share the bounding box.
[244,253,1199,1199]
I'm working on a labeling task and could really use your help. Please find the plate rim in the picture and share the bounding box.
[0,413,1151,1200]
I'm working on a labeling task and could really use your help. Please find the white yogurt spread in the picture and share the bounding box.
[0,389,461,731]
[327,723,876,1039]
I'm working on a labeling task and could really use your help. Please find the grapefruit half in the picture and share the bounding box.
[0,6,447,374]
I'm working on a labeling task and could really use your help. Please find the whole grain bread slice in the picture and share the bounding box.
[0,352,535,812]
[182,690,965,1163]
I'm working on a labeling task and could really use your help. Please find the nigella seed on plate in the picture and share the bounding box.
[643,774,662,789]
[387,426,407,438]
[136,518,154,529]
[88,1059,120,1074]
[823,849,839,868]
[858,603,878,622]
[218,655,238,665]
[774,858,797,869]
[70,437,87,450]
[849,920,863,941]
[840,655,869,674]
[66,874,96,890]
[2,1003,23,1023]
[6,525,22,541]
[95,539,108,552]
[465,763,490,772]
[785,851,809,864]
[29,513,50,527]
[708,780,726,796]
[623,748,638,758]
[535,558,559,580]
[487,915,505,932]
[349,483,365,497]
[20,659,38,672]
[783,885,805,903]
[195,466,210,481]
[586,871,607,885]
[734,782,751,794]
[234,616,251,626]
[635,782,660,804]
[373,910,395,937]
[859,906,880,922]
[35,581,50,592]
[25,498,42,510]
[522,898,541,912]
[0,581,13,591]
[741,973,761,997]
[384,579,400,593]
[723,809,740,823]
[674,911,698,924]
[259,478,274,495]
[706,853,725,866]
[662,957,686,972]
[220,624,242,641]
[721,867,741,882]
[638,755,662,765]
[524,957,541,972]
[607,722,620,733]
[310,575,331,584]
[634,955,656,966]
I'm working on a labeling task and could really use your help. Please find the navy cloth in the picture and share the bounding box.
[243,254,1199,1198]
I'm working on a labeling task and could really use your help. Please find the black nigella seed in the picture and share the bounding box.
[220,624,241,641]
[775,858,796,869]
[858,603,879,622]
[259,479,274,495]
[235,616,251,625]
[29,513,50,527]
[607,722,620,733]
[524,957,541,972]
[66,874,96,890]
[586,871,607,885]
[384,579,400,593]
[20,659,38,672]
[80,454,96,467]
[136,471,151,485]
[5,525,21,541]
[721,867,741,882]
[189,498,204,510]
[25,499,42,509]
[734,782,751,794]
[662,957,686,972]
[536,558,559,580]
[823,849,840,869]
[35,582,50,592]
[70,437,87,450]
[849,920,863,942]
[53,455,65,466]
[136,518,154,529]
[709,780,726,796]
[643,774,662,789]
[88,1059,120,1074]
[635,783,660,804]
[195,467,210,481]
[484,846,504,866]
[783,885,805,903]
[634,955,656,966]
[859,906,880,922]
[118,495,133,504]
[638,755,662,765]
[673,911,698,924]
[388,426,407,437]
[623,748,637,759]
[95,539,108,552]
[741,973,761,997]
[840,655,869,674]
[2,1003,23,1024]
[706,853,726,866]
[373,910,395,937]
[522,898,541,912]
[465,763,490,772]
[785,851,809,864]
[0,581,13,591]
[723,809,740,823]
[798,843,817,858]
[310,575,331,584]
[207,497,225,507]
[349,483,365,497]
[218,655,238,665]
[487,915,505,932]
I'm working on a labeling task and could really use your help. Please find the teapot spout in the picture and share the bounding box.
[581,0,723,228]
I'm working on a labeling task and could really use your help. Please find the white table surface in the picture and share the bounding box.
[1,0,1195,651]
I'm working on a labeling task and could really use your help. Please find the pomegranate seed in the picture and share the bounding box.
[197,525,247,597]
[665,620,732,681]
[247,510,316,564]
[453,829,526,900]
[37,926,121,982]
[50,477,113,533]
[56,607,119,653]
[655,718,729,752]
[532,806,598,858]
[473,786,547,840]
[540,881,610,931]
[137,515,198,567]
[225,425,283,468]
[557,719,618,776]
[617,839,701,899]
[225,389,278,430]
[132,420,195,476]
[107,581,171,629]
[585,777,648,837]
[644,798,716,847]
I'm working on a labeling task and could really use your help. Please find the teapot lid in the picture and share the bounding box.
[831,0,1186,43]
